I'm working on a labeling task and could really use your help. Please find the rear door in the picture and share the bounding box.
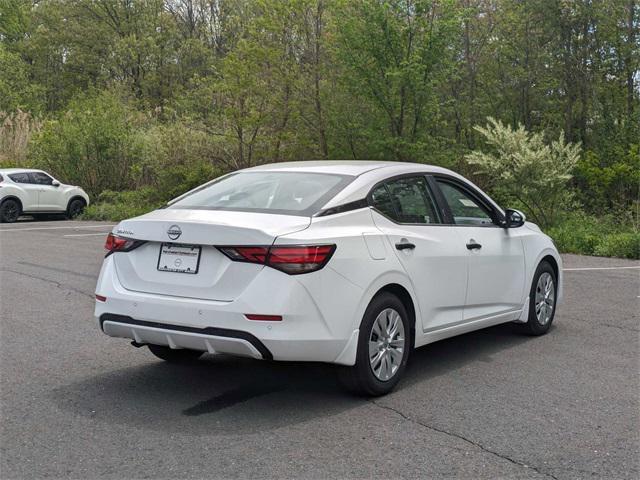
[369,175,468,332]
[8,172,39,211]
[433,177,525,321]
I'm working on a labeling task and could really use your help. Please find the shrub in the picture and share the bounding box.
[545,213,639,259]
[82,188,164,222]
[29,90,150,196]
[593,233,640,260]
[82,162,223,222]
[466,118,581,228]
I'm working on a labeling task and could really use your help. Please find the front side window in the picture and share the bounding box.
[30,172,54,185]
[371,176,440,224]
[436,180,494,225]
[8,172,30,184]
[168,171,352,216]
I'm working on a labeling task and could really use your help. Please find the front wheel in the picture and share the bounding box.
[67,199,85,219]
[519,261,557,336]
[0,199,20,223]
[147,344,203,364]
[338,292,411,396]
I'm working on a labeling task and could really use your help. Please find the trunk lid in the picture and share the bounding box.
[112,209,310,301]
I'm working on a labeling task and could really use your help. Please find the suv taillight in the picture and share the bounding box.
[104,233,145,256]
[217,244,336,275]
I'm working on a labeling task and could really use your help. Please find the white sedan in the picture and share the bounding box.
[0,168,90,223]
[95,161,561,396]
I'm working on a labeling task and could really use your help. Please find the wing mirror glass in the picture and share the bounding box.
[503,208,525,228]
[51,180,60,187]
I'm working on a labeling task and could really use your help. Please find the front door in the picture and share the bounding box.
[434,178,526,321]
[369,175,469,332]
[29,172,62,211]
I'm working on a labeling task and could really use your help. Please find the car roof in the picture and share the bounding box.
[0,168,43,174]
[242,160,446,177]
[240,160,503,214]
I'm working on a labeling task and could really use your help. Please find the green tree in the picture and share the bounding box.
[333,0,460,161]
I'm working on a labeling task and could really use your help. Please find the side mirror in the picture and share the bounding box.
[503,209,526,228]
[51,180,60,187]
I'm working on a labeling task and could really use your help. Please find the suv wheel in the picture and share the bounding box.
[338,292,411,396]
[67,199,85,219]
[0,199,20,223]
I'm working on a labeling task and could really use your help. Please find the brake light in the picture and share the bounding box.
[104,233,145,255]
[218,246,269,263]
[218,244,336,275]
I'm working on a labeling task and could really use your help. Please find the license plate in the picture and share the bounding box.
[157,243,201,274]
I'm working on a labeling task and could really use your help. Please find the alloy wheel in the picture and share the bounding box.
[535,272,555,325]
[368,308,405,381]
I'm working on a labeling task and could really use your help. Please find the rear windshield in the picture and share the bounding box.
[168,171,353,216]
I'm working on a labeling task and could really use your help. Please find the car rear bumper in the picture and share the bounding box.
[94,255,362,365]
[100,314,271,360]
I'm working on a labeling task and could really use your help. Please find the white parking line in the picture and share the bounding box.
[563,266,640,271]
[0,224,114,232]
[64,232,110,237]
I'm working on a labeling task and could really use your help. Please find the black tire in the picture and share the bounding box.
[66,198,85,219]
[518,261,557,336]
[338,292,411,396]
[0,199,20,223]
[147,344,203,364]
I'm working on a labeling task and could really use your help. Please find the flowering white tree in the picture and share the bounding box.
[466,117,581,228]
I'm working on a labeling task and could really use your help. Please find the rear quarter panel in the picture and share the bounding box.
[275,208,419,338]
[0,182,30,210]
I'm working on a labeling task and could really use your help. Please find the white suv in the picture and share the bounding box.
[0,169,90,223]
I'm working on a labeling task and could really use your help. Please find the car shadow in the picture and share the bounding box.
[14,214,65,223]
[50,323,539,434]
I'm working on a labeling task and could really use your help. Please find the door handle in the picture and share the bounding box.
[395,242,416,251]
[466,240,482,250]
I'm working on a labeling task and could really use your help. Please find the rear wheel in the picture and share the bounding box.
[147,344,203,364]
[519,261,557,335]
[0,199,20,223]
[67,198,85,219]
[338,292,411,396]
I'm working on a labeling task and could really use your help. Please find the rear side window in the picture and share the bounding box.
[30,172,54,185]
[371,176,440,224]
[8,172,30,184]
[168,171,353,216]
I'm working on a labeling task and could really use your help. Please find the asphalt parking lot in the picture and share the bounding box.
[1,220,638,479]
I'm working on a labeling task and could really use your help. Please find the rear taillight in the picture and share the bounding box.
[218,244,336,275]
[104,233,145,256]
[218,246,269,263]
